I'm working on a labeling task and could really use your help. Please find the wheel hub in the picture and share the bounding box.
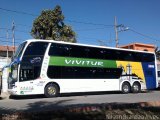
[48,86,56,95]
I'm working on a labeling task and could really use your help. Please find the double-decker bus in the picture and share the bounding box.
[7,39,158,97]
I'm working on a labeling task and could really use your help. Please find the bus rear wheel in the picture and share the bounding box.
[122,82,131,94]
[132,82,141,93]
[44,83,59,98]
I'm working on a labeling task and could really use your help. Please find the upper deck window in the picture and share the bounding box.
[23,42,48,56]
[48,43,70,57]
[48,42,155,62]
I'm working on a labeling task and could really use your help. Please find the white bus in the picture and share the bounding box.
[8,39,158,97]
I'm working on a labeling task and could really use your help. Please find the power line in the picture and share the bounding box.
[0,7,37,16]
[129,28,160,42]
[0,36,24,41]
[66,19,114,27]
[0,7,113,27]
[16,29,30,33]
[2,7,159,45]
[16,23,32,28]
[75,27,112,31]
[0,27,12,31]
[0,27,30,34]
[0,39,20,44]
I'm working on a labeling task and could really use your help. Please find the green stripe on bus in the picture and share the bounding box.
[49,56,117,68]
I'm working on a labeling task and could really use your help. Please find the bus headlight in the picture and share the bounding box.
[11,63,18,80]
[12,69,18,79]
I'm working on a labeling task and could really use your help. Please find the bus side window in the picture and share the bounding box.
[49,43,70,57]
[88,47,105,59]
[20,64,34,81]
[104,49,113,60]
[69,46,89,58]
[124,52,134,61]
[136,53,155,62]
[23,42,48,56]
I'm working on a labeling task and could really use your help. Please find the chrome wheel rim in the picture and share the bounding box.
[133,85,139,92]
[47,86,56,95]
[123,85,129,93]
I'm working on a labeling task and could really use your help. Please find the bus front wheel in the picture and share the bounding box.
[44,83,59,98]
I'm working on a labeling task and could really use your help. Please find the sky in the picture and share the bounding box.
[0,0,160,48]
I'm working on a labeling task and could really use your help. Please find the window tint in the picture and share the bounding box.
[124,52,135,61]
[69,45,89,58]
[19,63,41,81]
[135,53,155,62]
[49,43,70,56]
[48,43,155,62]
[20,42,48,81]
[88,47,105,59]
[143,53,155,62]
[47,66,122,79]
[24,42,48,56]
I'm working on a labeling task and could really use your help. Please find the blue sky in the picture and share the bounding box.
[0,0,160,48]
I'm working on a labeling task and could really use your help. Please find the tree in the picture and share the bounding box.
[31,5,76,43]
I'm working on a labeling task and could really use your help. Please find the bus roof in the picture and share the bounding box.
[24,39,155,54]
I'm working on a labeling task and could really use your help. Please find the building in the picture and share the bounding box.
[119,43,155,52]
[0,45,16,57]
[0,45,15,93]
[0,45,15,71]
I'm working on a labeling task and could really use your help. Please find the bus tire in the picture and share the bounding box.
[44,83,59,98]
[121,82,131,94]
[131,82,141,93]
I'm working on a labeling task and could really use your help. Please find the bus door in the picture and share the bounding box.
[19,62,41,95]
[19,63,34,95]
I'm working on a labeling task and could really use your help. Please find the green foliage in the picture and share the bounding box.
[31,5,76,43]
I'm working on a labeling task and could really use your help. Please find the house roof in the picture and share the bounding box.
[119,43,155,48]
[0,45,16,52]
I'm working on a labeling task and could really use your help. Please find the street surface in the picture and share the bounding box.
[0,90,160,113]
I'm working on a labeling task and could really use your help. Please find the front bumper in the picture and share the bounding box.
[8,89,18,95]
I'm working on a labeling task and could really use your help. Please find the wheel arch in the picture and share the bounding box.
[132,81,141,87]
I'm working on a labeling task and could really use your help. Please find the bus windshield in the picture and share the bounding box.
[12,42,27,61]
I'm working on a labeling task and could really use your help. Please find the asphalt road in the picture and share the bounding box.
[0,90,160,113]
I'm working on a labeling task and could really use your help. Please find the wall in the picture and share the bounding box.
[0,57,10,92]
[119,43,155,52]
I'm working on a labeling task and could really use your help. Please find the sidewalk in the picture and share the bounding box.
[0,92,10,99]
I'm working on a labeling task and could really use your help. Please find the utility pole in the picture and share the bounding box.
[6,30,9,61]
[114,16,118,48]
[12,21,15,55]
